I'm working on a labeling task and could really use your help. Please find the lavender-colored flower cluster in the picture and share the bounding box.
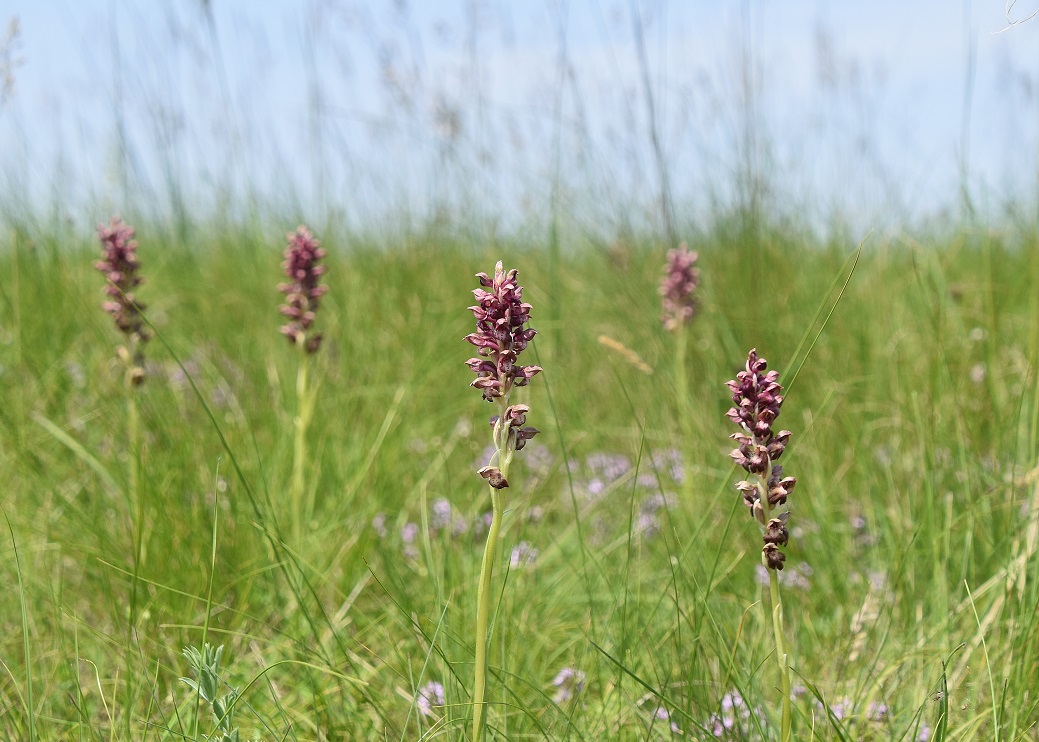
[706,690,761,738]
[509,540,538,568]
[726,349,797,571]
[430,497,469,537]
[278,226,327,353]
[401,522,420,560]
[551,667,586,704]
[659,243,700,331]
[415,680,445,717]
[558,451,681,542]
[566,452,632,506]
[96,217,149,383]
[636,493,677,538]
[651,706,682,734]
[393,496,532,560]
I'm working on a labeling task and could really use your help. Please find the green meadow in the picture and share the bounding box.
[1,221,1038,740]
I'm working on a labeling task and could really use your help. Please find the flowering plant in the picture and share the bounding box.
[465,261,541,742]
[725,348,797,740]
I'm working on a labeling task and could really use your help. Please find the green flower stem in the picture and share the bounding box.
[757,457,791,742]
[766,555,792,742]
[126,373,143,738]
[290,349,314,546]
[673,327,692,498]
[473,484,503,742]
[473,408,512,742]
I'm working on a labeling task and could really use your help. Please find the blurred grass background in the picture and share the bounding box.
[0,223,1037,738]
[2,1,1039,739]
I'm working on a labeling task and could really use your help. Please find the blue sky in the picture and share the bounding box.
[2,1,1038,234]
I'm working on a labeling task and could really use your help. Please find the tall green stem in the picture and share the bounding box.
[473,484,503,742]
[757,455,791,741]
[674,328,692,498]
[290,351,312,546]
[766,560,792,741]
[126,380,143,736]
[473,407,511,742]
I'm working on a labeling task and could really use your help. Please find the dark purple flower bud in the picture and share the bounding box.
[505,404,529,427]
[478,466,509,489]
[730,443,769,475]
[659,243,700,331]
[735,480,758,508]
[763,543,786,571]
[766,430,792,460]
[763,513,790,546]
[767,465,796,506]
[513,426,539,451]
[278,226,327,354]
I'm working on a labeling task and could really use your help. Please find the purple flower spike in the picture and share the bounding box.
[96,217,147,342]
[278,225,327,353]
[725,349,797,570]
[96,216,148,384]
[465,261,542,403]
[659,243,700,331]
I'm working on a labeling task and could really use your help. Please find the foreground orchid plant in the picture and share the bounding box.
[96,216,150,714]
[726,349,797,741]
[465,261,542,742]
[96,216,149,542]
[277,226,327,544]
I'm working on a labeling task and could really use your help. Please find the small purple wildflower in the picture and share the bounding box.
[637,493,677,538]
[520,442,554,478]
[509,541,538,568]
[726,349,797,570]
[651,706,682,734]
[472,510,493,539]
[551,667,586,704]
[371,513,388,539]
[278,225,327,353]
[868,701,889,721]
[401,522,419,559]
[415,680,445,717]
[430,497,455,531]
[707,690,760,739]
[586,452,631,482]
[96,216,148,383]
[401,522,418,543]
[660,243,700,331]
